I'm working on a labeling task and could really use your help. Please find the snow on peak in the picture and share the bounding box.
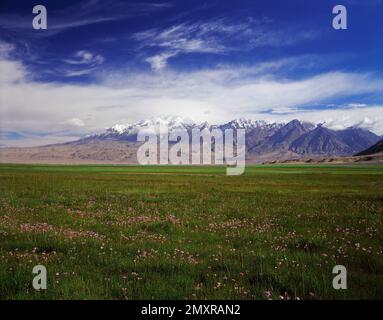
[109,116,196,135]
[111,124,130,134]
[107,116,283,136]
[226,118,268,129]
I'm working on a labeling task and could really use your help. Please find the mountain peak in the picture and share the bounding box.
[288,119,301,125]
[251,118,310,152]
[284,119,305,128]
[224,118,268,129]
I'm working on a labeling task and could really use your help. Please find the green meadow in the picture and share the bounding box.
[0,164,382,299]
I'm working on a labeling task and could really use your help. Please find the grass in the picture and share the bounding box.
[0,163,382,300]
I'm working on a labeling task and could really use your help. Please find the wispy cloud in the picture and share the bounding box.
[64,50,104,65]
[59,50,104,77]
[0,0,172,37]
[348,0,382,6]
[133,18,319,70]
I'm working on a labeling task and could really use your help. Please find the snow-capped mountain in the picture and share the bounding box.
[82,116,380,157]
[95,116,281,139]
[1,116,381,164]
[91,116,194,142]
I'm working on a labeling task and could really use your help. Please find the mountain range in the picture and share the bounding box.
[1,116,381,164]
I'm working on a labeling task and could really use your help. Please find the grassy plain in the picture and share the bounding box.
[0,164,382,299]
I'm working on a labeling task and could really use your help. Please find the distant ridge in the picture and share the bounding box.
[355,139,383,156]
[82,117,380,157]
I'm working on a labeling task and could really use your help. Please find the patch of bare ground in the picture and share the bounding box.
[121,230,167,243]
[0,249,58,263]
[105,213,181,227]
[18,222,105,240]
[66,208,103,218]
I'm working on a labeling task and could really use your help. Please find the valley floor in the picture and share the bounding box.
[0,164,382,299]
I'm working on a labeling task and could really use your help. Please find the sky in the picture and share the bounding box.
[0,0,382,147]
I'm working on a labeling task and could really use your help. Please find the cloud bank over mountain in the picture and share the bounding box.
[1,42,382,147]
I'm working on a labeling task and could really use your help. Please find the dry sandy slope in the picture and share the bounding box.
[1,139,382,165]
[0,140,140,164]
[262,152,383,165]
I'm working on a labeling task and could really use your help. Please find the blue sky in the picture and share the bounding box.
[0,0,382,146]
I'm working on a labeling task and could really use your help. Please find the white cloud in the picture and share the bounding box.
[0,42,26,84]
[0,58,26,84]
[1,51,383,147]
[145,52,177,71]
[67,118,85,127]
[269,107,300,114]
[347,103,368,108]
[0,42,14,57]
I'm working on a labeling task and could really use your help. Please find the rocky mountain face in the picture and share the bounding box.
[253,122,380,157]
[249,119,313,153]
[289,125,352,156]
